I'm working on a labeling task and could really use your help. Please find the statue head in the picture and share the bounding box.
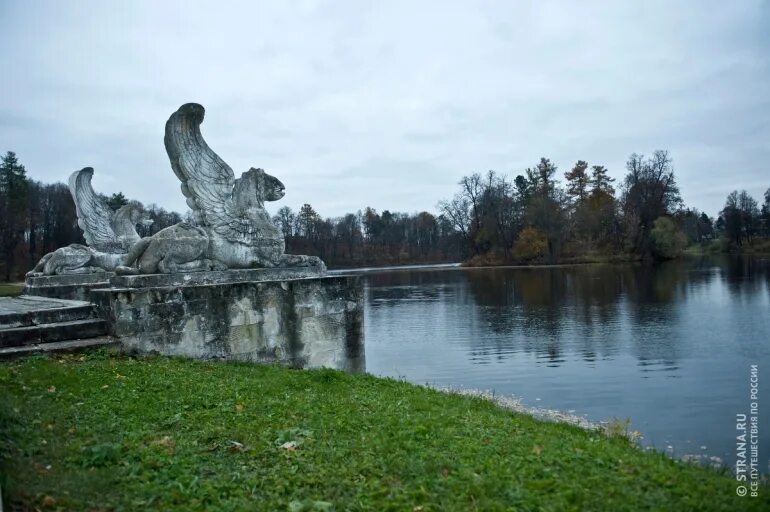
[127,201,153,226]
[234,168,285,207]
[115,202,153,238]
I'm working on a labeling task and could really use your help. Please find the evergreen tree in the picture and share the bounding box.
[524,158,565,260]
[107,192,129,211]
[296,203,320,239]
[590,165,615,196]
[0,151,29,281]
[564,160,589,202]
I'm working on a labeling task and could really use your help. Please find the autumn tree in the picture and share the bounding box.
[761,188,770,239]
[720,190,760,246]
[621,150,681,257]
[525,158,566,260]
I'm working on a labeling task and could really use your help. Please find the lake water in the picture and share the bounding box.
[356,256,770,471]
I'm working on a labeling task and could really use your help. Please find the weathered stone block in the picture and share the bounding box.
[89,274,364,371]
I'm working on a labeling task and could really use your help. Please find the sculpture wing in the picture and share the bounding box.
[164,103,235,232]
[68,168,121,252]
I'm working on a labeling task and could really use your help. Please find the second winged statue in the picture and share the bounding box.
[27,168,151,276]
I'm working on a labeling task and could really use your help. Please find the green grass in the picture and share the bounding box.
[1,353,766,511]
[684,239,770,257]
[0,282,23,297]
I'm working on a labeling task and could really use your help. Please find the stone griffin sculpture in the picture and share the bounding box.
[26,168,151,276]
[116,103,325,275]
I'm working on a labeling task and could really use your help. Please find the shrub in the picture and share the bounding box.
[650,217,688,259]
[513,227,547,261]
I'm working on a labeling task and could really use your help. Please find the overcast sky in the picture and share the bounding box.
[1,0,768,218]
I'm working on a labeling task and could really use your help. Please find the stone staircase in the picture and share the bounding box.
[0,295,115,359]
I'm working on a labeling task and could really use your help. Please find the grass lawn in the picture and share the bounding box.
[0,352,766,511]
[0,283,23,297]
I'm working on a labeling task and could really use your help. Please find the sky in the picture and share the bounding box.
[1,0,768,218]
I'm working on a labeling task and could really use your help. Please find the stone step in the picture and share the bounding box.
[0,304,96,329]
[0,295,97,329]
[0,319,108,348]
[24,272,112,302]
[0,336,118,360]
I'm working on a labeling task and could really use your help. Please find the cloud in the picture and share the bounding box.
[1,0,768,218]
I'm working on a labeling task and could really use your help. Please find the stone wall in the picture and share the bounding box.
[89,275,364,372]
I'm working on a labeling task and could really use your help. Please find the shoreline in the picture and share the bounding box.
[328,259,638,275]
[327,250,770,275]
[434,385,734,472]
[435,386,601,431]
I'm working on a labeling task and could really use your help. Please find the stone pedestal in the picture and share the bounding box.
[89,270,364,372]
[24,273,113,301]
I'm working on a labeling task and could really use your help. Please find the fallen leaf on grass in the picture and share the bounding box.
[41,495,56,507]
[235,403,244,413]
[274,428,313,450]
[226,440,246,453]
[35,463,52,474]
[47,385,56,393]
[151,436,176,448]
[532,445,543,455]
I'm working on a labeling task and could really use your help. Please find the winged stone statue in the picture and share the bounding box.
[116,102,325,275]
[26,168,151,276]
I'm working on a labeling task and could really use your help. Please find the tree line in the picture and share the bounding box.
[272,204,463,268]
[2,149,769,280]
[438,150,770,264]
